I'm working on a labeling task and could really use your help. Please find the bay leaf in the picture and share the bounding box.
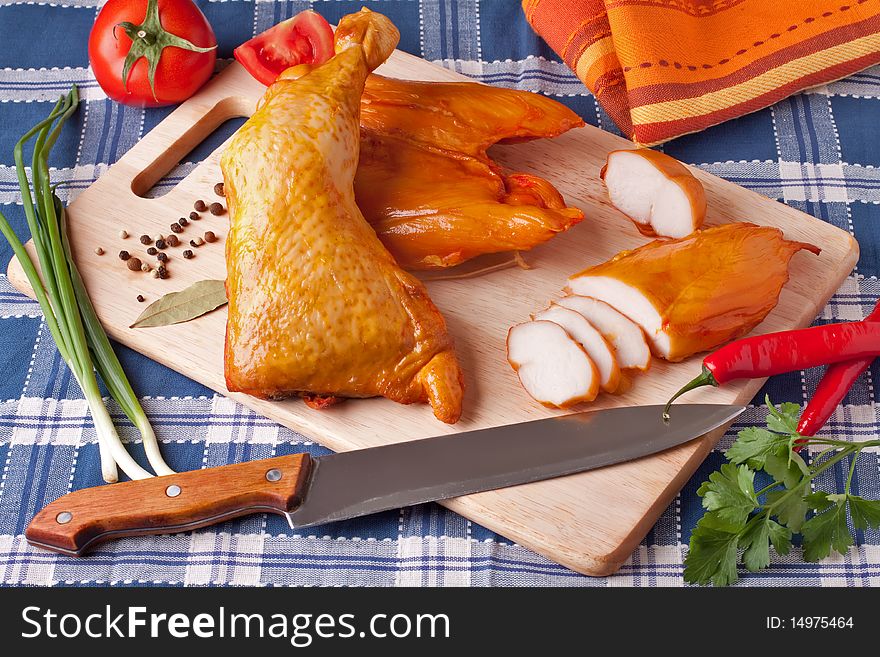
[130,279,227,328]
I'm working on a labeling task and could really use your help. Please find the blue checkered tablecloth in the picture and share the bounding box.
[1,0,879,587]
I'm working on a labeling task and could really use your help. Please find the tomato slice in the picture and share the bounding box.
[234,10,334,86]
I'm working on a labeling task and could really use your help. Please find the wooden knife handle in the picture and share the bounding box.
[25,453,313,556]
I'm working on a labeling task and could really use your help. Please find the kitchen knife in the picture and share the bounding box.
[26,403,743,556]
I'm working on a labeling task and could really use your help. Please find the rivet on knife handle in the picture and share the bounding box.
[25,453,313,556]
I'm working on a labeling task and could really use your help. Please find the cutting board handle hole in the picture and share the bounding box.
[131,96,253,199]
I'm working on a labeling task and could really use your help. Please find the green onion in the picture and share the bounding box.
[0,87,174,482]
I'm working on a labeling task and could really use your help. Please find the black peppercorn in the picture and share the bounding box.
[189,211,200,221]
[136,294,145,303]
[155,239,167,250]
[178,217,188,227]
[183,249,194,259]
[118,250,130,261]
[170,222,183,234]
[157,265,168,279]
[157,252,168,263]
[209,202,225,216]
[139,235,152,245]
[194,199,207,212]
[147,247,158,256]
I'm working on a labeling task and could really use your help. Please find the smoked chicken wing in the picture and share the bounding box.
[221,9,464,423]
[355,75,586,269]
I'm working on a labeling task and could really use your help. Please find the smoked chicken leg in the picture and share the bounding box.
[355,76,586,270]
[221,9,464,423]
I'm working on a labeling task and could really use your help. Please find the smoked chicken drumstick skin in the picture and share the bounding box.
[221,9,464,424]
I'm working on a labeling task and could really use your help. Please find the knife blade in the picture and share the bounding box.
[25,403,743,556]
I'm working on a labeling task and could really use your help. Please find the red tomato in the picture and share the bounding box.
[234,11,334,86]
[88,0,217,107]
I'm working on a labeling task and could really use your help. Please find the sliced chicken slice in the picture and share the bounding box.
[555,296,651,371]
[533,305,620,393]
[507,320,599,408]
[601,149,706,239]
[567,223,820,361]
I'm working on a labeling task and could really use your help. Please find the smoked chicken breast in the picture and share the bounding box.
[221,9,464,423]
[568,223,820,362]
[355,76,586,269]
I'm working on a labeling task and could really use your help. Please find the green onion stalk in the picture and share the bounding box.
[0,88,174,482]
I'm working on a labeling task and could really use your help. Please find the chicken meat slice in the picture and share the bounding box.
[221,9,464,423]
[601,149,706,239]
[533,305,620,393]
[507,320,599,408]
[554,296,651,371]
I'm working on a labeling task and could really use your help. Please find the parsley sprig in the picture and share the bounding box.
[685,395,880,586]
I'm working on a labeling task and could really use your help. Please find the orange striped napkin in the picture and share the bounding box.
[522,0,880,145]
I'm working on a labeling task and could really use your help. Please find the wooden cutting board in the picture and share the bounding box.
[8,51,858,577]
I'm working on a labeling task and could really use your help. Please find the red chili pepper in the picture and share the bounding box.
[663,320,880,420]
[795,299,880,442]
